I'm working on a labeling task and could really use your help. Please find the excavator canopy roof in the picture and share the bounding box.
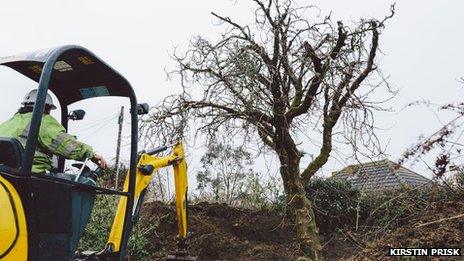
[0,45,135,107]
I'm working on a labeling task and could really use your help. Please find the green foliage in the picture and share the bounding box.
[126,221,157,260]
[78,194,155,260]
[235,172,265,207]
[306,177,361,234]
[195,142,285,209]
[196,143,258,205]
[237,172,285,210]
[98,165,128,190]
[79,195,117,252]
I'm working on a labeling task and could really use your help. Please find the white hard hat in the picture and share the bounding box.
[22,89,57,110]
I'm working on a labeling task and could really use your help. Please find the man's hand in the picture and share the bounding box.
[92,154,109,169]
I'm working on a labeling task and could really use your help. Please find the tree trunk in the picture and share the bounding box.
[281,162,321,260]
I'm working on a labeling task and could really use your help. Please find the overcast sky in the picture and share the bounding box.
[0,0,462,180]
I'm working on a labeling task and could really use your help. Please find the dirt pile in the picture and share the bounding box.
[141,202,300,260]
[139,198,464,260]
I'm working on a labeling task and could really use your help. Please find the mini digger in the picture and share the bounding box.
[0,46,196,260]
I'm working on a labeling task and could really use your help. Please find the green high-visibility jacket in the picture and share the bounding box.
[0,112,94,173]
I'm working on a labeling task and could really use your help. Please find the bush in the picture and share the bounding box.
[78,194,155,260]
[236,173,286,211]
[305,178,451,235]
[306,177,361,234]
[358,187,431,233]
[127,222,157,260]
[358,184,462,235]
[79,194,117,252]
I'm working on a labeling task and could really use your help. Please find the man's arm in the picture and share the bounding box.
[38,115,108,168]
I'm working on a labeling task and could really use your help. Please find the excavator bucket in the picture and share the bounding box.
[166,237,197,260]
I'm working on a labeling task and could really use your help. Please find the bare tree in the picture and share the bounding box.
[141,1,394,258]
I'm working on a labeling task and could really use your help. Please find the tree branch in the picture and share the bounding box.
[300,22,379,184]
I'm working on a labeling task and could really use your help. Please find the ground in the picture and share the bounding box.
[356,200,464,260]
[139,201,362,260]
[142,202,300,260]
[138,199,464,260]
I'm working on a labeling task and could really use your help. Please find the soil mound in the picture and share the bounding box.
[140,199,464,260]
[141,202,299,260]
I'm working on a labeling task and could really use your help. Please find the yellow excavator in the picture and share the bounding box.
[0,46,196,260]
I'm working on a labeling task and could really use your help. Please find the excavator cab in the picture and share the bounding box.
[0,46,194,261]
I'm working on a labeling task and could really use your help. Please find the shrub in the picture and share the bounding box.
[78,194,155,260]
[358,184,461,235]
[358,187,431,233]
[236,173,286,210]
[305,178,448,235]
[306,177,361,234]
[78,194,117,252]
[127,222,157,260]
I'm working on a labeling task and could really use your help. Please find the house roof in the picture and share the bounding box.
[332,159,431,191]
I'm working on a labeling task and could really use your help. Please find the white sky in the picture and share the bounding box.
[0,0,462,181]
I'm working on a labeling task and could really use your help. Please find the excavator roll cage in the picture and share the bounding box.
[0,45,146,260]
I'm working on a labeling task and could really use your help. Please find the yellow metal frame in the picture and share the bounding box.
[106,142,189,251]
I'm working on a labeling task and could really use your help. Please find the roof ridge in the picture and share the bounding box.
[349,158,387,168]
[386,159,430,181]
[333,158,389,175]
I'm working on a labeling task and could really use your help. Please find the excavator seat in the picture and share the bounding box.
[0,137,23,173]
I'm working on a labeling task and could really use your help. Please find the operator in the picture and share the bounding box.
[0,89,108,173]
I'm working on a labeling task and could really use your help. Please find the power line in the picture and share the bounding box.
[73,113,119,134]
[81,116,118,140]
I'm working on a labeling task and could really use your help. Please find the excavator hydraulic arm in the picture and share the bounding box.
[104,141,194,259]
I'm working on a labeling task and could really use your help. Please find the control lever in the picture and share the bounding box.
[75,158,90,182]
[72,161,104,184]
[86,167,103,182]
